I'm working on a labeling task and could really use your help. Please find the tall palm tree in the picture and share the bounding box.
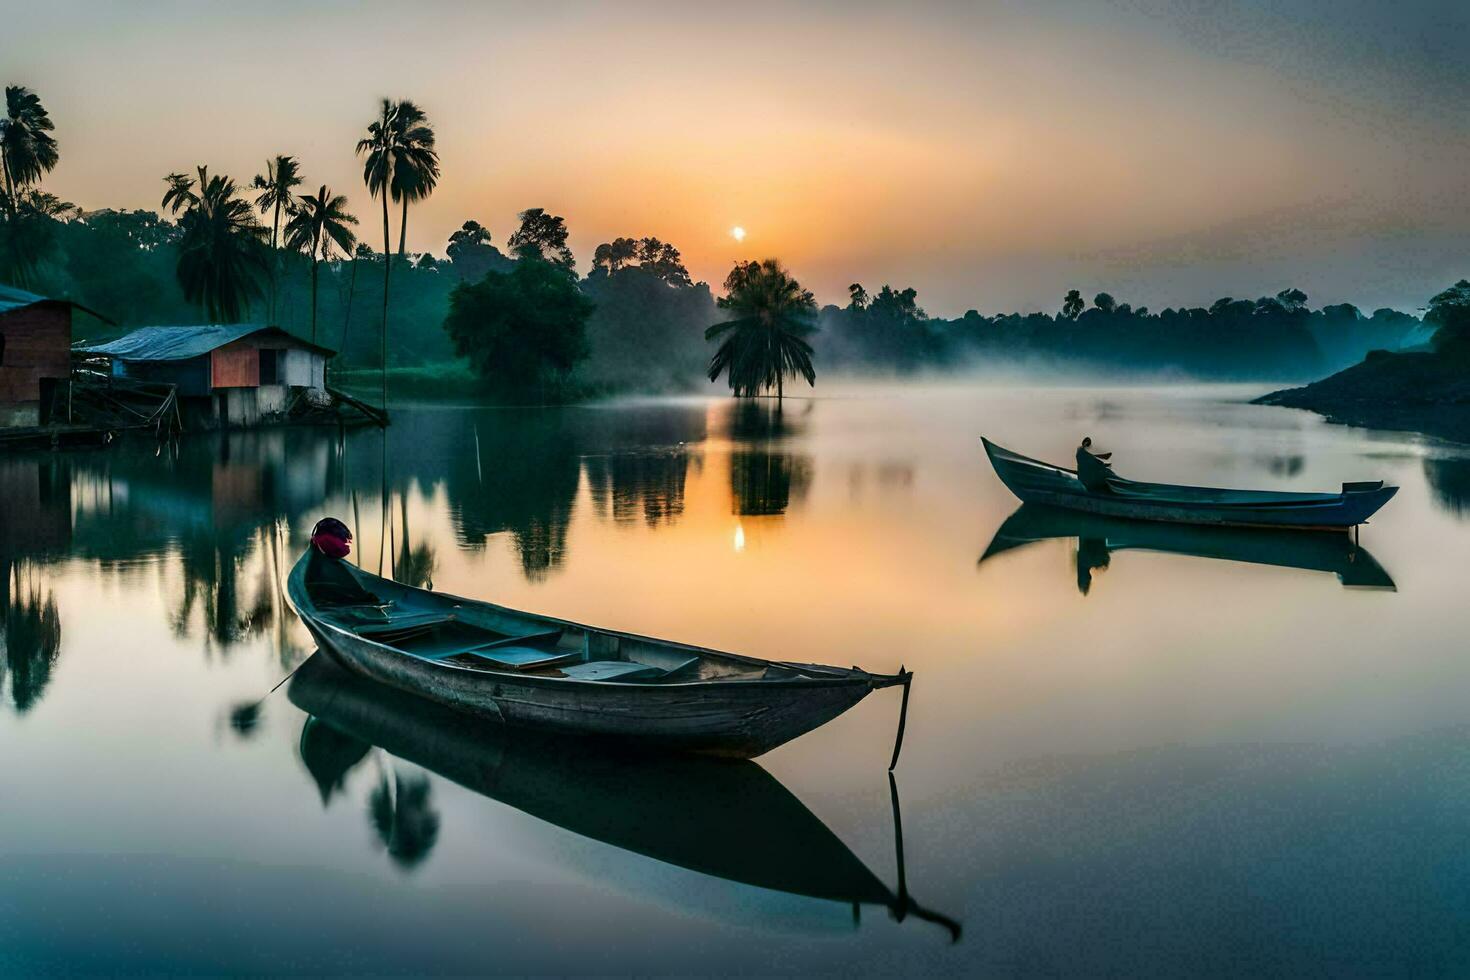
[0,86,59,221]
[164,166,268,322]
[356,98,440,410]
[705,259,818,406]
[251,155,302,321]
[285,185,358,344]
[357,99,397,411]
[388,101,439,260]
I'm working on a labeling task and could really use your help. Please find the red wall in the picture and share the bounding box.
[0,304,72,407]
[211,344,260,388]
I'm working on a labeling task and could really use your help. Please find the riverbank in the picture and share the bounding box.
[1256,350,1470,444]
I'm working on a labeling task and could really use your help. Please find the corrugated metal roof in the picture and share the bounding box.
[0,283,116,322]
[0,284,52,315]
[76,324,334,361]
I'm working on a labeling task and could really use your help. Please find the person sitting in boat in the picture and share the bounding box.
[1076,437,1114,492]
[305,518,381,608]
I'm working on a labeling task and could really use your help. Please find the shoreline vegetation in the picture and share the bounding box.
[1,83,1458,425]
[1259,281,1470,444]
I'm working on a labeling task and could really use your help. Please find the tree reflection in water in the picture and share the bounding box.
[724,400,813,517]
[449,412,581,583]
[0,454,69,714]
[723,398,809,441]
[730,452,813,517]
[1,561,62,714]
[392,495,436,589]
[1423,455,1470,519]
[584,450,694,528]
[368,761,441,871]
[170,522,303,665]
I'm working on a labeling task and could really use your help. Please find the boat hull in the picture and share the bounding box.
[288,559,883,759]
[983,438,1397,530]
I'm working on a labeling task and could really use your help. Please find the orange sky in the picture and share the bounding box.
[5,1,1468,314]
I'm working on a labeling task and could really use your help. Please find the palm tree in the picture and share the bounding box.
[251,155,303,321]
[164,166,268,322]
[705,259,818,406]
[357,99,397,411]
[285,184,358,344]
[161,169,200,214]
[388,101,439,259]
[356,98,441,410]
[0,86,59,221]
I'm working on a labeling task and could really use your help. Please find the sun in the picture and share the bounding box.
[730,226,746,242]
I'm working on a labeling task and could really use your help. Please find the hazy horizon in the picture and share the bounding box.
[5,0,1467,316]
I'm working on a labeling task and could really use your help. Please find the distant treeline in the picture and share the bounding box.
[817,285,1425,381]
[16,207,1425,390]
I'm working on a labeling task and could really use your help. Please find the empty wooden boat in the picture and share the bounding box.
[983,438,1397,530]
[287,545,912,762]
[288,654,959,940]
[980,503,1396,591]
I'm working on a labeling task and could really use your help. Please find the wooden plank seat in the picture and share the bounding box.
[559,655,701,683]
[354,612,461,644]
[436,629,579,671]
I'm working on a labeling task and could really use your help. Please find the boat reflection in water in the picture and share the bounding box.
[288,654,961,941]
[980,504,1396,595]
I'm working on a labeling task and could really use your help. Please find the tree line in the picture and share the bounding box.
[0,82,1442,406]
[820,284,1425,380]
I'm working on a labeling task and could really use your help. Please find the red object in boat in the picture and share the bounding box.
[311,517,352,559]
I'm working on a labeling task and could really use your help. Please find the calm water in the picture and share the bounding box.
[4,384,1470,975]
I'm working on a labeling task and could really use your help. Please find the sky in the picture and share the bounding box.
[4,0,1468,316]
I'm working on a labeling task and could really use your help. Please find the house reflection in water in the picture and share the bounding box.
[66,429,337,662]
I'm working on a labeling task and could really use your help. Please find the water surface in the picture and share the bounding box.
[4,384,1470,975]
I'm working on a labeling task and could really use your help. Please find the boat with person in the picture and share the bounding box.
[287,523,913,763]
[287,653,960,941]
[982,437,1397,530]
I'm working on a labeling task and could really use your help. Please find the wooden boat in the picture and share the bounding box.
[982,437,1397,530]
[287,548,912,762]
[980,503,1396,591]
[287,654,960,940]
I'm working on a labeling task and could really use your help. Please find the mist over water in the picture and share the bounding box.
[4,383,1470,974]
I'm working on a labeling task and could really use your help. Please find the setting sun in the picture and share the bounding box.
[730,226,746,242]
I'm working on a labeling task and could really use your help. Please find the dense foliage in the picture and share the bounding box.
[1427,280,1470,358]
[443,257,594,400]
